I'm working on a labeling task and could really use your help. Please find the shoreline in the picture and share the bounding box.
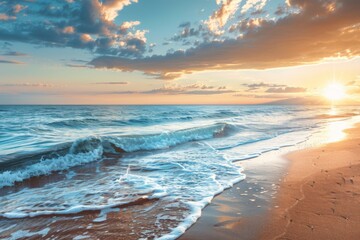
[1,110,360,239]
[179,143,292,240]
[181,121,360,240]
[260,124,360,240]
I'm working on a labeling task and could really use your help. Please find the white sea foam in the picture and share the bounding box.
[93,207,120,223]
[0,124,227,189]
[0,143,103,188]
[0,224,17,233]
[73,235,91,240]
[104,123,228,152]
[1,172,167,218]
[157,172,246,240]
[1,105,357,239]
[9,228,50,240]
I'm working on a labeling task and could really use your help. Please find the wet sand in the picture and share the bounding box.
[261,125,360,240]
[2,120,359,239]
[182,124,360,240]
[0,159,191,240]
[180,145,291,240]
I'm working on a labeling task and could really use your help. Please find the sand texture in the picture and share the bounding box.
[261,126,360,240]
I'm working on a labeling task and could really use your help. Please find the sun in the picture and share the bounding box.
[323,82,346,101]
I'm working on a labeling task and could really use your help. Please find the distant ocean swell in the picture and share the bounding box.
[43,110,240,129]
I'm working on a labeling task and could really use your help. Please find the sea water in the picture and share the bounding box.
[0,105,358,239]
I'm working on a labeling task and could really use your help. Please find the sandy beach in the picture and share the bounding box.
[182,123,360,240]
[261,124,360,240]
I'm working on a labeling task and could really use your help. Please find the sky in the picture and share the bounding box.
[0,0,359,104]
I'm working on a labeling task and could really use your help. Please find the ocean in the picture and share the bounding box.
[0,105,358,239]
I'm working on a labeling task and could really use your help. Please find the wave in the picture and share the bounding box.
[46,118,99,128]
[103,123,229,153]
[45,116,197,129]
[44,109,242,129]
[1,194,159,219]
[0,138,103,188]
[316,112,358,119]
[0,123,230,188]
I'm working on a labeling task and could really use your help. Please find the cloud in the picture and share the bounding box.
[0,42,12,50]
[94,81,128,85]
[103,84,235,95]
[345,79,360,94]
[0,3,27,21]
[228,17,266,33]
[0,13,16,21]
[275,6,287,16]
[205,0,242,34]
[120,21,141,32]
[242,82,286,91]
[346,80,356,86]
[234,93,292,99]
[0,0,147,58]
[90,0,360,79]
[65,63,89,68]
[62,26,75,34]
[349,87,360,95]
[183,83,228,90]
[70,59,89,63]
[100,0,138,21]
[242,82,306,93]
[11,4,27,14]
[265,86,306,93]
[1,83,53,87]
[241,0,268,14]
[183,90,235,95]
[0,51,28,56]
[171,23,202,42]
[0,59,24,64]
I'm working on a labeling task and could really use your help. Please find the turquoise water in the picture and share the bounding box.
[0,105,358,239]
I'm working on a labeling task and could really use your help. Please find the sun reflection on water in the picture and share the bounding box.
[324,107,351,143]
[325,120,348,143]
[328,107,338,116]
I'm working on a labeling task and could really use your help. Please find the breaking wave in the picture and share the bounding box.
[0,123,231,188]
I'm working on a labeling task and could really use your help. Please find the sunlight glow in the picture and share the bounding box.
[325,120,348,143]
[323,82,346,101]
